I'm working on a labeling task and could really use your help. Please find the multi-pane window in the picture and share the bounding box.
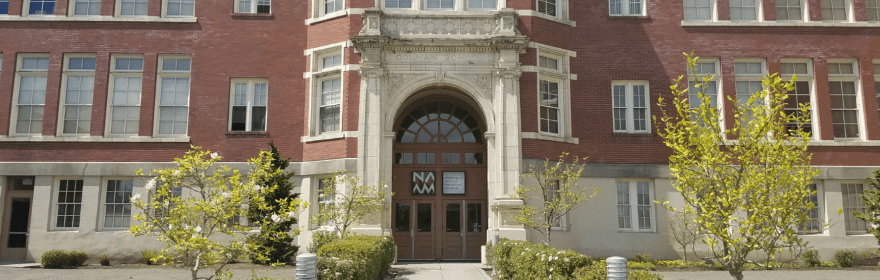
[683,0,712,21]
[156,56,191,136]
[166,0,194,17]
[548,180,565,229]
[238,0,271,14]
[781,60,813,135]
[324,0,343,14]
[469,0,496,9]
[539,56,559,71]
[734,61,765,110]
[612,81,650,133]
[799,184,822,234]
[688,61,719,110]
[427,0,454,9]
[385,0,413,8]
[610,0,643,16]
[821,0,848,21]
[29,0,55,15]
[56,180,83,228]
[120,0,149,16]
[317,179,334,218]
[320,78,341,133]
[230,79,268,132]
[539,80,560,134]
[60,56,96,135]
[828,61,860,139]
[73,0,101,16]
[842,183,868,234]
[104,180,133,229]
[776,0,804,21]
[617,181,653,231]
[1,0,8,15]
[874,63,880,127]
[322,54,342,69]
[869,0,880,21]
[109,56,144,135]
[730,0,758,20]
[13,55,50,135]
[538,0,557,16]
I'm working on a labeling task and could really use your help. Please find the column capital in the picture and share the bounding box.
[493,67,522,79]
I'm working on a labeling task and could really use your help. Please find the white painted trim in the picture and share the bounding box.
[153,55,192,137]
[98,177,137,231]
[10,53,51,137]
[611,80,652,134]
[301,131,358,143]
[0,15,198,22]
[162,0,196,18]
[235,0,272,14]
[57,53,97,137]
[515,9,575,27]
[681,20,880,27]
[826,59,864,140]
[228,78,270,132]
[0,136,190,142]
[302,41,352,56]
[105,54,145,137]
[68,0,103,17]
[520,132,578,144]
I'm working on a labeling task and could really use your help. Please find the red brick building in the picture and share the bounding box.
[0,0,877,262]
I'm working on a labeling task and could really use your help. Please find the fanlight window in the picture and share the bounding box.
[397,101,481,144]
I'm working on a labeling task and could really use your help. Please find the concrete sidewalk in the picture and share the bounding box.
[392,262,491,280]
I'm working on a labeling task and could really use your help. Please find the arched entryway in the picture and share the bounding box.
[391,90,488,261]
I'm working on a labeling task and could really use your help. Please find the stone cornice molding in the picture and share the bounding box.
[358,67,386,79]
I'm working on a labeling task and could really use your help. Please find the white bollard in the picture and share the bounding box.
[295,253,317,280]
[606,256,628,280]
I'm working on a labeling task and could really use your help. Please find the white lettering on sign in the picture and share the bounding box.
[392,53,490,63]
[443,171,466,194]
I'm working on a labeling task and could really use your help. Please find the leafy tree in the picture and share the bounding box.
[666,211,701,262]
[246,142,301,264]
[512,152,599,245]
[656,52,820,280]
[855,169,880,244]
[130,146,308,280]
[309,172,392,238]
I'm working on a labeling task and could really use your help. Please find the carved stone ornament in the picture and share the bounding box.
[462,74,493,97]
[387,73,423,96]
[434,71,446,83]
[358,67,386,79]
[493,67,522,79]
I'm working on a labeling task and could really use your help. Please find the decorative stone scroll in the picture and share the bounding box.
[387,73,423,96]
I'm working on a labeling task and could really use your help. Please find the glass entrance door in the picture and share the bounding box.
[393,202,413,260]
[2,177,35,262]
[441,201,464,260]
[464,201,486,260]
[413,202,434,260]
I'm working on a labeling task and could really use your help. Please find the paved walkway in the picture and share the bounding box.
[392,262,491,280]
[656,270,880,280]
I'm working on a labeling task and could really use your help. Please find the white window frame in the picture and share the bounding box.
[775,0,809,22]
[729,0,762,21]
[162,0,195,18]
[827,59,863,140]
[57,53,97,136]
[874,60,880,130]
[236,0,272,14]
[535,45,573,139]
[467,0,497,10]
[313,0,345,18]
[52,178,84,231]
[307,45,345,138]
[68,0,102,17]
[821,0,852,22]
[798,182,825,234]
[116,0,150,17]
[732,58,766,109]
[869,0,880,22]
[609,0,645,16]
[317,75,342,134]
[611,81,651,134]
[547,180,567,230]
[228,78,269,132]
[683,0,716,21]
[537,0,559,17]
[106,54,144,137]
[841,182,870,235]
[23,0,57,16]
[425,0,456,10]
[780,58,817,138]
[686,58,722,120]
[100,178,135,231]
[153,55,192,137]
[10,53,50,136]
[313,176,336,230]
[616,179,655,232]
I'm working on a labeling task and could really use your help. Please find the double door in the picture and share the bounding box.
[393,199,487,261]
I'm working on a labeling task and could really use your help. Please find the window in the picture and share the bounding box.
[319,77,341,133]
[385,0,413,8]
[776,0,804,21]
[56,180,83,228]
[321,54,342,70]
[108,55,144,136]
[733,60,765,110]
[119,0,149,16]
[539,80,560,134]
[72,0,101,16]
[165,0,194,17]
[821,0,848,21]
[683,0,713,21]
[155,56,191,136]
[610,0,643,16]
[469,0,496,9]
[875,63,880,127]
[154,184,183,218]
[426,0,454,9]
[237,0,271,14]
[612,81,650,133]
[827,61,860,139]
[104,180,133,229]
[317,179,334,213]
[308,46,345,137]
[59,55,96,136]
[534,45,573,140]
[1,0,9,14]
[28,0,55,15]
[539,56,559,71]
[869,0,880,21]
[617,180,654,232]
[842,183,868,234]
[781,59,814,136]
[548,180,566,229]
[687,60,719,110]
[730,0,759,21]
[538,0,557,16]
[324,0,342,14]
[799,184,822,234]
[229,78,268,132]
[12,55,50,135]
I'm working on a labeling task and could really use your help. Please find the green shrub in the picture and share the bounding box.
[40,250,88,269]
[485,241,495,268]
[316,235,395,280]
[633,252,652,263]
[308,231,341,253]
[652,260,711,269]
[141,250,158,265]
[493,239,596,280]
[572,260,663,280]
[801,250,821,267]
[835,249,855,267]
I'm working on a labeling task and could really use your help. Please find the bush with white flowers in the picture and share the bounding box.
[494,239,595,280]
[130,146,308,280]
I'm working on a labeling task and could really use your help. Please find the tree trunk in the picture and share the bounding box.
[728,269,744,280]
[191,253,201,280]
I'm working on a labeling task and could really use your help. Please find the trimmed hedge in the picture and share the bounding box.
[493,239,595,280]
[40,250,89,268]
[316,235,395,280]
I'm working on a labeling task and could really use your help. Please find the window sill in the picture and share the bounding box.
[225,131,270,138]
[607,15,651,20]
[231,13,274,20]
[521,132,579,144]
[301,131,357,143]
[305,8,365,25]
[617,230,656,233]
[681,20,880,27]
[0,136,190,142]
[808,140,880,146]
[0,15,197,22]
[612,132,653,137]
[515,10,576,27]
